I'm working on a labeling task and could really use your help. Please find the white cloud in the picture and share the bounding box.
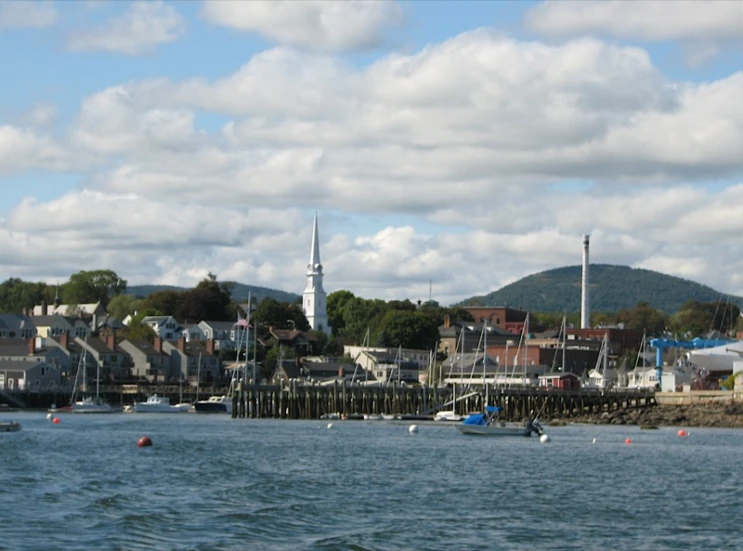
[524,0,743,66]
[0,125,70,175]
[200,0,403,52]
[68,0,186,55]
[3,29,743,303]
[524,0,743,41]
[23,103,56,127]
[0,1,57,29]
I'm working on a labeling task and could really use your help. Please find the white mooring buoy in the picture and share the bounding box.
[539,434,551,444]
[409,424,418,434]
[327,423,334,429]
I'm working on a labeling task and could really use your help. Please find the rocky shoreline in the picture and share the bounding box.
[548,402,743,429]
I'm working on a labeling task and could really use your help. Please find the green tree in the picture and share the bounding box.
[376,310,440,350]
[341,297,388,344]
[63,270,127,307]
[311,331,329,355]
[617,302,669,335]
[106,294,140,320]
[326,290,355,335]
[252,298,310,331]
[124,313,157,343]
[144,290,183,316]
[0,278,49,313]
[175,274,235,322]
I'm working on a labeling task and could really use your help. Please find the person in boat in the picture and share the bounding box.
[523,410,543,436]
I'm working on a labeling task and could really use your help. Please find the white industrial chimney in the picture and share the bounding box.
[581,234,590,329]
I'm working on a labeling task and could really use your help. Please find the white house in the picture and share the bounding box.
[140,316,180,340]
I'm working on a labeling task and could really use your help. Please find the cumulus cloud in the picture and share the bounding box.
[0,1,57,29]
[525,0,743,41]
[0,125,72,175]
[68,0,186,55]
[525,0,743,66]
[72,32,743,211]
[200,0,403,52]
[3,28,743,302]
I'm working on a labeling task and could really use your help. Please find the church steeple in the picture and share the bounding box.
[308,212,322,275]
[303,212,330,334]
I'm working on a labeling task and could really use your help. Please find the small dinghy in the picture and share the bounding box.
[0,421,21,432]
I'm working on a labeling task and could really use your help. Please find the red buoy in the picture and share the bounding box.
[677,429,687,438]
[625,438,632,445]
[137,436,152,447]
[52,417,60,424]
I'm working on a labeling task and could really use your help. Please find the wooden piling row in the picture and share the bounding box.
[230,382,656,421]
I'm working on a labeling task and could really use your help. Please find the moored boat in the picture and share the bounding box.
[0,421,21,432]
[194,395,232,414]
[133,394,190,413]
[457,406,544,437]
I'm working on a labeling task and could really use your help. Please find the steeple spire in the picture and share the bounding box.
[54,281,61,307]
[309,211,322,271]
[303,212,330,333]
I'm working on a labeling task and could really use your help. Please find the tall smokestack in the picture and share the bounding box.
[581,234,590,329]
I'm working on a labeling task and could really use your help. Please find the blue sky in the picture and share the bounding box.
[0,0,742,304]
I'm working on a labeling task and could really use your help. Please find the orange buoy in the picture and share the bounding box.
[625,438,632,445]
[52,417,60,424]
[137,436,152,448]
[677,429,687,437]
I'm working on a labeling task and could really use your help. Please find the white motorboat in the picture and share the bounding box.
[71,396,119,414]
[457,406,543,437]
[193,395,232,414]
[133,395,191,413]
[434,410,464,422]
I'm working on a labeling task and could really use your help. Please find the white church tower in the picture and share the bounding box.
[303,213,330,334]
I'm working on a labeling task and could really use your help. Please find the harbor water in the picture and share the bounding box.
[1,412,742,550]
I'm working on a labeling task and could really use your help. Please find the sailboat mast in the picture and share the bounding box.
[244,291,251,383]
[483,320,488,406]
[561,315,567,371]
[196,352,202,402]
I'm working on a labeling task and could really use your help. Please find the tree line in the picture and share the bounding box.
[0,272,739,353]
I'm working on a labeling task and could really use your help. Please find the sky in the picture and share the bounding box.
[0,0,742,306]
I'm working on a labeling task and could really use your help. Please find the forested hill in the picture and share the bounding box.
[458,264,742,314]
[126,282,301,304]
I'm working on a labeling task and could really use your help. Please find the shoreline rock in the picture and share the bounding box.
[547,402,743,429]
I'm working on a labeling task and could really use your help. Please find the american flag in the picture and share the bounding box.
[237,314,250,328]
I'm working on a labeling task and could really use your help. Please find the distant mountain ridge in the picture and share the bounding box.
[458,264,743,314]
[126,282,301,304]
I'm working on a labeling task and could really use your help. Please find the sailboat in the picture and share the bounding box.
[71,340,118,413]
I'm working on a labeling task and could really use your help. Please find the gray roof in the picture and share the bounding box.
[0,359,52,372]
[0,338,35,357]
[0,314,36,332]
[200,321,235,331]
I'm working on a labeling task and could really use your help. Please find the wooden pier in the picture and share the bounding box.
[230,382,656,421]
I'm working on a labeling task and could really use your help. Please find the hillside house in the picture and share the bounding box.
[140,316,180,340]
[162,337,221,385]
[0,360,61,391]
[0,314,36,339]
[118,337,172,382]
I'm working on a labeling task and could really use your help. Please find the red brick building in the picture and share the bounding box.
[463,307,531,335]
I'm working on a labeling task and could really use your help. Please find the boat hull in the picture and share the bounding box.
[194,396,232,414]
[457,424,531,436]
[134,404,188,413]
[0,421,21,432]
